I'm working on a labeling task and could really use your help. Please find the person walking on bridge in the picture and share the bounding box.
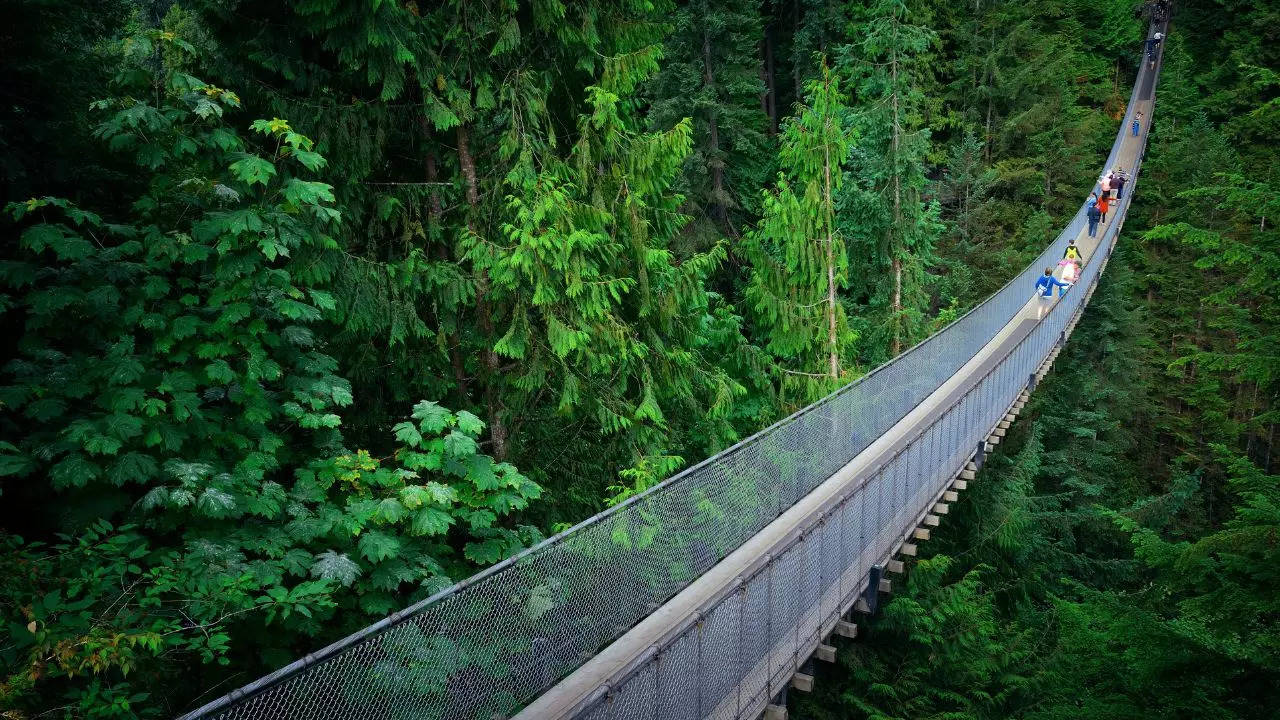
[1133,110,1143,137]
[1087,200,1102,238]
[1113,169,1127,199]
[1097,193,1111,224]
[1035,268,1072,319]
[1059,242,1082,282]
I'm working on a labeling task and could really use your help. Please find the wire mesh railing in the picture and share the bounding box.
[179,21,1164,720]
[560,22,1164,720]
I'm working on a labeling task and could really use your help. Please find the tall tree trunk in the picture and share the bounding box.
[829,139,839,379]
[764,23,778,135]
[704,29,727,229]
[793,0,803,99]
[983,27,995,161]
[759,30,769,115]
[823,77,839,380]
[456,123,509,461]
[424,143,470,405]
[890,24,904,356]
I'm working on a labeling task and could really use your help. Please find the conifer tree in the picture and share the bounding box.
[745,61,857,404]
[647,0,773,247]
[840,0,941,360]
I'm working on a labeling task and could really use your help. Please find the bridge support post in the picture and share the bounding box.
[771,685,789,711]
[859,564,884,615]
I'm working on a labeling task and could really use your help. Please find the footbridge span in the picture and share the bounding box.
[180,21,1168,720]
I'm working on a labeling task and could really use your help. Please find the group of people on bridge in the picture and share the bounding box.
[1136,0,1171,25]
[1087,167,1128,237]
[1034,163,1131,318]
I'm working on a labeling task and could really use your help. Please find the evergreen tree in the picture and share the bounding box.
[745,61,857,404]
[840,0,942,360]
[0,28,543,716]
[647,0,773,248]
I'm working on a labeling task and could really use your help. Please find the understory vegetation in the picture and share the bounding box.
[0,0,1274,718]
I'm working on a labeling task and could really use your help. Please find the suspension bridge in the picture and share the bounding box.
[179,19,1168,720]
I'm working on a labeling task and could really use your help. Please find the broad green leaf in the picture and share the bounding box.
[357,531,401,563]
[310,550,361,587]
[443,430,478,458]
[412,401,452,433]
[393,421,423,448]
[455,410,485,436]
[411,507,454,537]
[228,155,276,187]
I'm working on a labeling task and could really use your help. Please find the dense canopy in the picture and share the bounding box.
[0,1,1276,718]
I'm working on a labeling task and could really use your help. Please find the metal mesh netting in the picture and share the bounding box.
[574,36,1160,718]
[181,27,1160,720]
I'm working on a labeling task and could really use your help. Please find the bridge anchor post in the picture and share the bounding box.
[859,564,885,615]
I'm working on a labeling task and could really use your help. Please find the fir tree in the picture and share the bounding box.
[840,0,942,360]
[646,0,774,247]
[745,61,857,404]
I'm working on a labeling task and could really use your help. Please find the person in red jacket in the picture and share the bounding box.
[1097,193,1111,224]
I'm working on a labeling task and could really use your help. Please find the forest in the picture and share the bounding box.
[0,0,1276,718]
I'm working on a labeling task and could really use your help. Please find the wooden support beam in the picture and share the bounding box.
[791,673,814,692]
[834,620,858,639]
[924,514,940,527]
[913,527,931,541]
[933,502,949,515]
[988,435,1001,446]
[815,643,837,663]
[984,442,995,453]
[998,420,1011,429]
[993,427,1006,438]
[960,469,976,480]
[887,559,904,574]
[878,578,892,593]
[900,543,917,556]
[952,479,968,490]
[944,490,959,502]
[765,705,788,720]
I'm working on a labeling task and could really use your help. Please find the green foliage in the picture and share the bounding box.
[745,61,858,405]
[0,28,542,718]
[646,0,774,247]
[4,1,1280,718]
[798,558,1035,720]
[0,522,270,718]
[839,0,943,360]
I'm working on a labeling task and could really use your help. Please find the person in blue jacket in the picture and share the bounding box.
[1034,267,1071,319]
[1087,201,1102,238]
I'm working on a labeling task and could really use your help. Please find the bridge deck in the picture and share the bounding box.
[516,47,1158,720]
[178,19,1167,720]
